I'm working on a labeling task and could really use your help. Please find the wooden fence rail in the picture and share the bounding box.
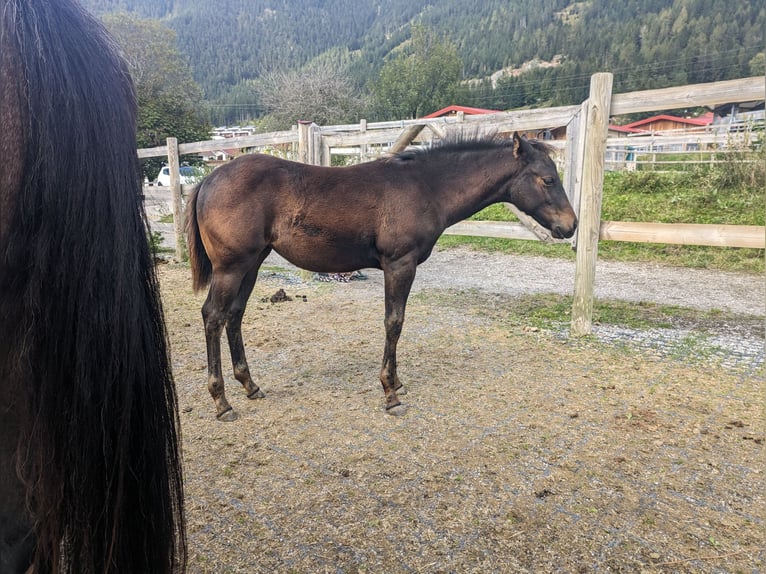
[140,75,765,335]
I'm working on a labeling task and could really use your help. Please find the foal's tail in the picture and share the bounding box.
[1,1,185,572]
[186,184,213,292]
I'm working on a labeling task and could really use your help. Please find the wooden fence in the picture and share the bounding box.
[140,75,765,335]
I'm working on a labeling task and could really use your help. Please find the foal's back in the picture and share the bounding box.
[195,153,436,273]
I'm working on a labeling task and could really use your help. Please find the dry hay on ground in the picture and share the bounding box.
[158,264,764,573]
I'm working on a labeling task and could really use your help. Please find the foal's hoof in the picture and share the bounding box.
[386,404,408,417]
[217,409,239,422]
[247,389,266,400]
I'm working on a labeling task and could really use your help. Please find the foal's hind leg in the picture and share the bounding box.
[202,268,253,421]
[226,264,266,401]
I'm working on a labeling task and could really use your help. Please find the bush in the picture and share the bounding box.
[147,230,163,254]
[702,135,765,193]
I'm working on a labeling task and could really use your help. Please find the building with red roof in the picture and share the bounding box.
[619,112,714,133]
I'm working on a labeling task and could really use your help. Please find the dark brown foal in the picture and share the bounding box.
[187,132,577,420]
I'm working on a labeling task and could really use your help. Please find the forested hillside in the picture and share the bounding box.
[82,0,764,124]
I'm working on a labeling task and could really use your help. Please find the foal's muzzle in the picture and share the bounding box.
[551,218,577,239]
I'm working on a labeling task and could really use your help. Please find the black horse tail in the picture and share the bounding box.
[186,184,213,292]
[1,1,186,572]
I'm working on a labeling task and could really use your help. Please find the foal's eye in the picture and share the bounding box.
[542,176,555,186]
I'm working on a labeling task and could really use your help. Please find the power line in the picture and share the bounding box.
[479,46,756,97]
[465,46,760,107]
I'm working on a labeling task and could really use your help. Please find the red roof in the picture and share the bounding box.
[622,112,714,129]
[421,105,501,118]
[609,124,643,134]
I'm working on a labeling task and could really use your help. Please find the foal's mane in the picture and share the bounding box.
[386,132,555,163]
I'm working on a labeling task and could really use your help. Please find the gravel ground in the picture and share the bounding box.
[157,261,764,573]
[403,248,763,316]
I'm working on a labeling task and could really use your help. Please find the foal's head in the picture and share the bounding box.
[505,132,577,239]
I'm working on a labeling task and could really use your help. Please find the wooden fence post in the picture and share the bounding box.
[297,121,311,164]
[166,137,186,261]
[571,73,613,337]
[296,123,319,281]
[564,104,587,220]
[312,124,324,166]
[359,119,367,163]
[297,121,321,165]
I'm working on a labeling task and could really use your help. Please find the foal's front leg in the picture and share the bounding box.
[380,259,417,415]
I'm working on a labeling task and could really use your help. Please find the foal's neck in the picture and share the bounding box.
[433,149,519,226]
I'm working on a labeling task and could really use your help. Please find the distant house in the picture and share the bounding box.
[200,148,240,167]
[710,101,765,132]
[608,124,643,137]
[712,100,764,120]
[606,112,721,169]
[211,125,258,138]
[619,112,714,133]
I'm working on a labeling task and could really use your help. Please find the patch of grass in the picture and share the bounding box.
[602,170,763,226]
[494,292,756,333]
[438,167,764,273]
[666,332,715,362]
[417,289,758,338]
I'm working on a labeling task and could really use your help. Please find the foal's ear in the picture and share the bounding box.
[512,132,526,159]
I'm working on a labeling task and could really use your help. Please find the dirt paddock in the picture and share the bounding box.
[158,260,764,573]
